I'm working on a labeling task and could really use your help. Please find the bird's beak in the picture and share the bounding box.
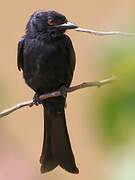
[56,21,78,30]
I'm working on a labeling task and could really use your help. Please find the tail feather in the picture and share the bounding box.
[40,97,79,174]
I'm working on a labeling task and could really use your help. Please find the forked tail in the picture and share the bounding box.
[40,97,79,174]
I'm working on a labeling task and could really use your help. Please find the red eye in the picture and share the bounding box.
[48,19,55,25]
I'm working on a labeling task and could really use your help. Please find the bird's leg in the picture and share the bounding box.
[59,85,68,108]
[59,85,67,98]
[33,93,41,105]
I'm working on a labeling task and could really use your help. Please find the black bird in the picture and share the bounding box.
[17,10,79,174]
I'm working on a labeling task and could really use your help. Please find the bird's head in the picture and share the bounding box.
[26,10,78,36]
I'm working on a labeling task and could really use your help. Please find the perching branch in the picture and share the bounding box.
[0,75,116,118]
[75,27,135,36]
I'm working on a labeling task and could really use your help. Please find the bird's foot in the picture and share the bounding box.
[33,93,41,106]
[59,85,67,98]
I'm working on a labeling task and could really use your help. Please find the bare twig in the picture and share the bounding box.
[75,27,135,36]
[0,75,116,118]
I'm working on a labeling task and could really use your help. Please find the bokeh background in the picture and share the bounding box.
[0,0,135,179]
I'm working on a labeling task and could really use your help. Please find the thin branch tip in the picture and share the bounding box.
[111,74,117,79]
[75,27,135,36]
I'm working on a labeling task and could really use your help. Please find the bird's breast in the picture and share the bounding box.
[23,38,70,92]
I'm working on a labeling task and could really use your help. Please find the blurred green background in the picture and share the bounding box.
[0,0,135,179]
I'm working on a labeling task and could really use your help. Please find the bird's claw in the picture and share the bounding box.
[33,93,41,105]
[59,85,67,98]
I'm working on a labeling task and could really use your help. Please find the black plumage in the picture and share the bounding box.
[17,10,79,174]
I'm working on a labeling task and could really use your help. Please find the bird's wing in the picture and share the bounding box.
[17,36,25,71]
[65,35,76,74]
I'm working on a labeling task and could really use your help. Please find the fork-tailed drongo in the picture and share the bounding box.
[17,10,79,174]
